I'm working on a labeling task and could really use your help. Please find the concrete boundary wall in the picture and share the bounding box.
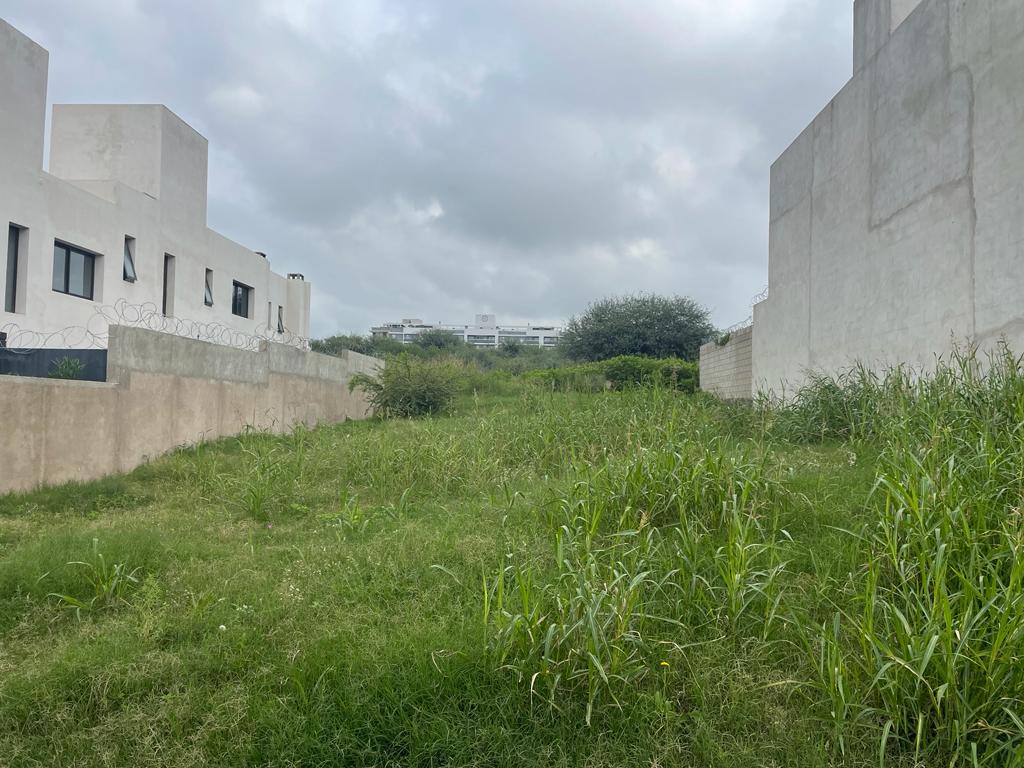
[0,326,381,494]
[754,0,1024,396]
[699,326,753,400]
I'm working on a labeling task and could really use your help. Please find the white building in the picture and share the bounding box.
[372,315,562,348]
[0,19,311,351]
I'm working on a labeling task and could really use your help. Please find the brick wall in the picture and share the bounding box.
[699,325,753,400]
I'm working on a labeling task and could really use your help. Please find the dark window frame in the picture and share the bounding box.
[231,280,253,318]
[52,240,98,301]
[123,236,137,283]
[204,269,214,307]
[276,305,285,334]
[162,253,175,316]
[5,225,21,313]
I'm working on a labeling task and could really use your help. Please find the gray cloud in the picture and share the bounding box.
[3,0,853,334]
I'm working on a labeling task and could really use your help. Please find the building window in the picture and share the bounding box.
[162,254,176,316]
[204,269,214,306]
[52,241,97,300]
[123,236,137,283]
[5,225,22,313]
[232,281,252,318]
[277,305,285,334]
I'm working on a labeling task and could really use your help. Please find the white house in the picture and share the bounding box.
[372,314,562,348]
[0,19,311,351]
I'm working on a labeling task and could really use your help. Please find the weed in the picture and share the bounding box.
[226,431,286,521]
[47,538,141,618]
[48,355,85,380]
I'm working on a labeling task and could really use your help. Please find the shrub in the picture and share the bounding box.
[349,354,459,418]
[525,356,698,394]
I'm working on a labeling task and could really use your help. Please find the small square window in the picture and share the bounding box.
[123,237,137,282]
[204,269,214,306]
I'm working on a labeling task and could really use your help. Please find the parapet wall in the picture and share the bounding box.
[699,326,753,400]
[0,326,381,494]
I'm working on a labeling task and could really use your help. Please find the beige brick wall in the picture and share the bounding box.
[699,325,753,400]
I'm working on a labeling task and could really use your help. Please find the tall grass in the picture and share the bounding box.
[485,429,790,723]
[5,346,1024,766]
[782,345,1024,765]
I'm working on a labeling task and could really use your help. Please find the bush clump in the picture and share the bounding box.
[526,355,698,393]
[349,354,460,418]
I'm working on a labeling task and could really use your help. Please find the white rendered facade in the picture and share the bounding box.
[372,315,562,348]
[0,19,311,350]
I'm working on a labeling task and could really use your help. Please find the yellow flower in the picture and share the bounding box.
[659,661,670,668]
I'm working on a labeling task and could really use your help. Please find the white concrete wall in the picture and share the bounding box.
[699,326,753,400]
[754,0,1024,395]
[0,325,381,494]
[0,19,311,348]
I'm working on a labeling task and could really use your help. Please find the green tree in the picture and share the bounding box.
[561,294,715,362]
[414,329,465,351]
[498,339,523,357]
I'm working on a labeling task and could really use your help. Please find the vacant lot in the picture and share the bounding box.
[1,361,1022,767]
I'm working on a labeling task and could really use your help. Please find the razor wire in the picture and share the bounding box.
[0,298,309,353]
[719,285,769,335]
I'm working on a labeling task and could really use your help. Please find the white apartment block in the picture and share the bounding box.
[0,19,311,350]
[372,315,562,348]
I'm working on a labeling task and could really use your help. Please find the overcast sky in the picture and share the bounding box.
[3,0,852,337]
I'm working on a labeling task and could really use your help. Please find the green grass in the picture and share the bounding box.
[1,359,1022,766]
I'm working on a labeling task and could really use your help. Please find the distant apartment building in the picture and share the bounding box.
[0,19,311,350]
[372,314,562,348]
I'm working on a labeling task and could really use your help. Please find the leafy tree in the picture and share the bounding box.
[561,294,715,362]
[498,339,523,357]
[414,329,465,350]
